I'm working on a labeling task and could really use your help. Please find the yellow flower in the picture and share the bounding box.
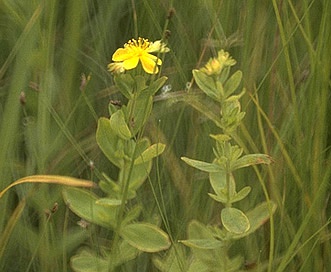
[200,50,236,75]
[109,38,169,74]
[200,58,223,75]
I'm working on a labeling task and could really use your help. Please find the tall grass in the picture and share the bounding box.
[0,0,330,271]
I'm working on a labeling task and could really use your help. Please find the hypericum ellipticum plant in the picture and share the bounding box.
[154,50,276,271]
[61,37,171,271]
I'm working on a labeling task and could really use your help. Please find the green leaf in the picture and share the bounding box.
[179,239,224,249]
[71,241,139,272]
[193,69,220,101]
[118,159,152,192]
[115,239,140,266]
[225,89,245,102]
[185,220,244,272]
[181,157,223,172]
[187,260,214,272]
[248,201,277,228]
[134,75,147,93]
[231,154,273,171]
[153,245,188,272]
[221,207,250,234]
[120,223,171,252]
[209,134,231,142]
[62,187,117,229]
[209,171,226,193]
[224,70,242,98]
[227,173,236,198]
[128,92,153,135]
[95,198,122,206]
[208,174,237,204]
[230,145,244,162]
[231,201,277,239]
[70,249,108,272]
[98,173,135,200]
[134,143,166,164]
[230,186,251,203]
[219,66,231,83]
[188,220,215,240]
[187,254,243,272]
[109,110,132,140]
[121,205,142,226]
[209,172,236,200]
[133,137,150,160]
[208,193,227,203]
[186,220,228,269]
[216,81,224,97]
[114,74,134,99]
[144,76,168,96]
[96,117,123,168]
[129,161,152,190]
[98,174,119,195]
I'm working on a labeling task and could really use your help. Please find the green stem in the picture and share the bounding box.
[225,160,232,207]
[108,81,141,271]
[108,154,136,271]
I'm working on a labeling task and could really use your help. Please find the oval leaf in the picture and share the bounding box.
[209,134,232,142]
[128,92,153,135]
[134,143,166,164]
[120,223,171,252]
[231,154,273,171]
[193,69,220,101]
[114,74,134,99]
[145,76,168,96]
[230,186,251,203]
[134,137,151,159]
[181,157,223,172]
[71,241,139,272]
[95,198,122,206]
[231,201,277,239]
[221,207,250,234]
[109,110,132,140]
[209,171,226,193]
[247,201,277,229]
[224,70,242,97]
[62,187,117,229]
[96,117,122,168]
[209,172,236,199]
[71,250,108,272]
[179,238,224,249]
[124,160,152,191]
[208,193,227,203]
[188,220,215,239]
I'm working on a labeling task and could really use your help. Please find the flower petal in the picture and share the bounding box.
[148,40,170,53]
[112,48,133,61]
[140,55,159,74]
[146,53,162,65]
[122,56,139,70]
[107,62,125,74]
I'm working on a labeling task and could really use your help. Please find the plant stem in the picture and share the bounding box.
[226,161,232,207]
[108,83,141,270]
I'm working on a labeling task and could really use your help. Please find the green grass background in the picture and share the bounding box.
[0,0,330,271]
